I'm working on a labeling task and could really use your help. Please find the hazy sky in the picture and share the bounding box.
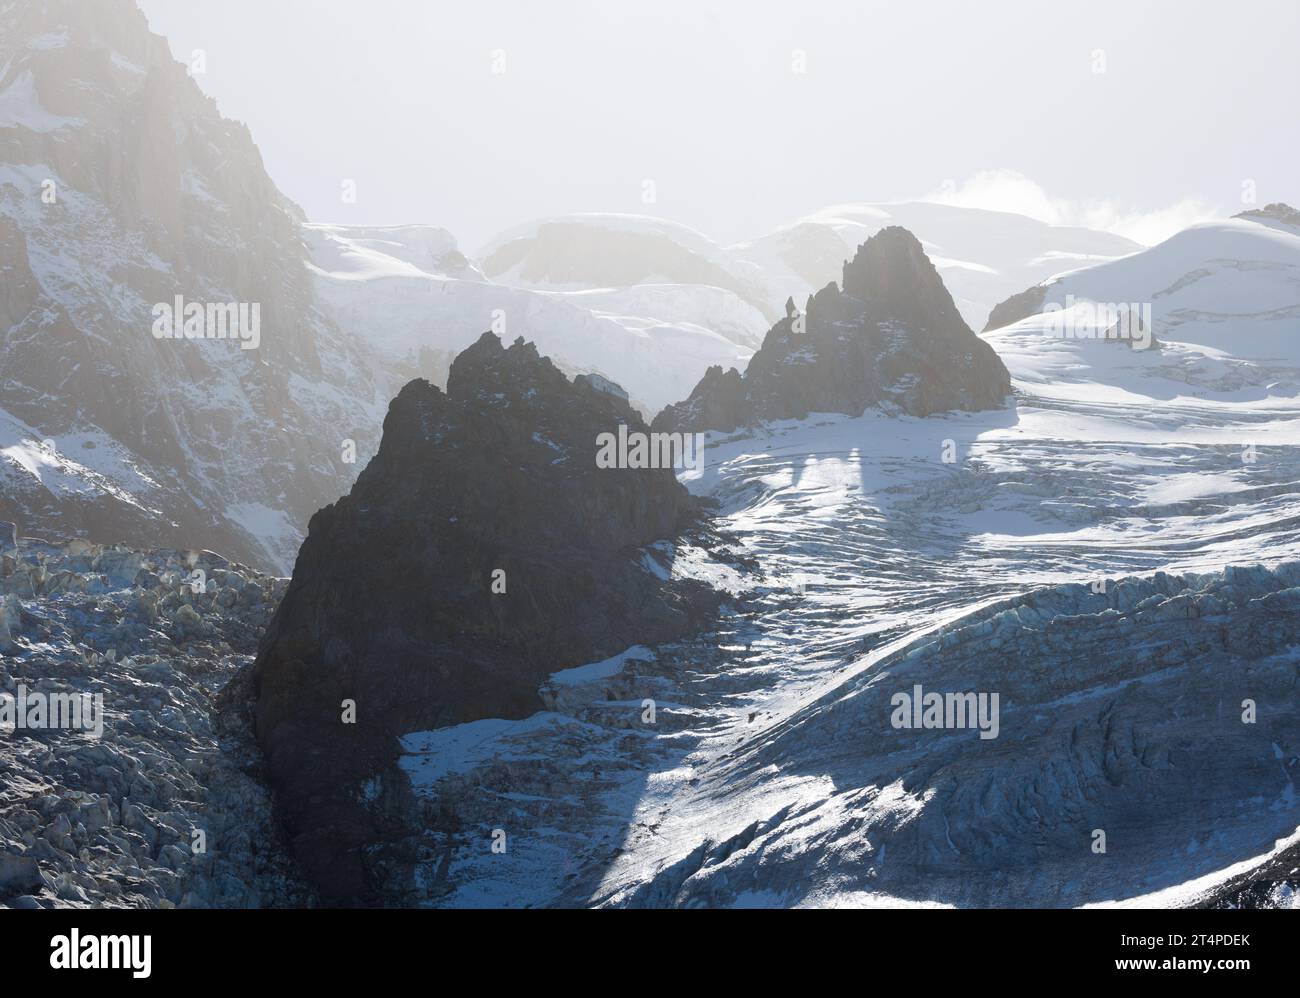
[137,0,1298,251]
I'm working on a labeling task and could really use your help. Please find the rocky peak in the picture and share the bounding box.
[841,225,971,335]
[655,226,1010,432]
[249,333,719,904]
[447,332,567,404]
[651,363,749,435]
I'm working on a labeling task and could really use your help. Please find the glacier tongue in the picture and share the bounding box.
[395,376,1300,908]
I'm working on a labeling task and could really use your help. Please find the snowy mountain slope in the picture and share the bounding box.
[983,216,1300,403]
[478,212,779,326]
[549,284,768,350]
[733,201,1142,333]
[306,222,484,282]
[306,222,754,413]
[0,401,182,548]
[0,0,388,573]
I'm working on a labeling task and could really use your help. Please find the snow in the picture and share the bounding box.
[600,344,1297,906]
[26,31,69,50]
[547,646,656,688]
[548,283,768,349]
[393,213,1300,906]
[477,212,732,268]
[305,223,465,282]
[0,408,158,511]
[399,713,603,790]
[984,217,1300,416]
[0,69,81,132]
[225,503,300,576]
[306,222,755,412]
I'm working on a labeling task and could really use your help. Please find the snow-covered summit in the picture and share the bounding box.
[984,215,1300,405]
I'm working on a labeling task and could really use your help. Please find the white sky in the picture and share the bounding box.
[136,0,1299,250]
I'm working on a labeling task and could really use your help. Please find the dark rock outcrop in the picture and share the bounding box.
[982,283,1048,332]
[654,227,1010,433]
[1234,201,1300,231]
[653,365,750,435]
[1198,838,1300,909]
[250,333,719,904]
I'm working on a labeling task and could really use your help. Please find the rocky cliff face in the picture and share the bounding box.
[981,283,1049,333]
[0,0,386,572]
[653,227,1010,433]
[249,333,721,904]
